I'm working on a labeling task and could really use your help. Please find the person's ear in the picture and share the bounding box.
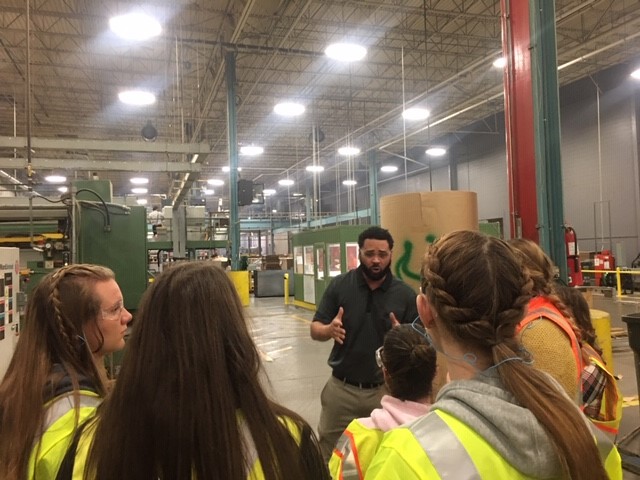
[416,293,436,329]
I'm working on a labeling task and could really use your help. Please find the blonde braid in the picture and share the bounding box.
[47,268,77,356]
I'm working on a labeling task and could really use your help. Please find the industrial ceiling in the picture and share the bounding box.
[1,0,639,213]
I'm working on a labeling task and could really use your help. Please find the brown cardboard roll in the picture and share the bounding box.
[380,191,478,293]
[381,191,478,400]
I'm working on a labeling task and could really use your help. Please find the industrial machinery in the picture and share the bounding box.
[0,248,21,380]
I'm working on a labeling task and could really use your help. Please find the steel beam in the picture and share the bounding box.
[0,158,201,173]
[0,136,211,155]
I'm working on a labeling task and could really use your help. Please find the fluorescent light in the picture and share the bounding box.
[338,146,360,156]
[110,13,161,41]
[203,189,215,195]
[306,165,325,173]
[325,43,367,62]
[272,209,277,213]
[631,68,640,79]
[278,179,294,186]
[240,145,264,156]
[132,187,148,194]
[292,192,304,197]
[263,189,276,195]
[130,177,149,185]
[274,102,305,116]
[426,147,447,157]
[380,165,398,173]
[45,175,66,183]
[342,179,357,186]
[402,108,430,121]
[57,186,68,193]
[222,166,242,172]
[190,154,199,163]
[136,198,148,205]
[207,179,224,186]
[118,90,156,106]
[493,57,507,68]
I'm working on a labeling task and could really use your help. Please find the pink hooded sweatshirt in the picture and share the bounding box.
[358,394,431,431]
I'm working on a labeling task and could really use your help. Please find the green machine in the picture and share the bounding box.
[74,181,147,311]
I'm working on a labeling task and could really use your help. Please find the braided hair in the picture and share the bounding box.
[420,231,608,480]
[0,264,114,479]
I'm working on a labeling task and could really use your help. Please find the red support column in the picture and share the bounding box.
[501,0,538,241]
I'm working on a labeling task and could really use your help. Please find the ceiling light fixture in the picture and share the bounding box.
[203,189,215,195]
[222,166,242,172]
[207,179,224,186]
[493,57,507,69]
[426,147,447,157]
[631,68,640,79]
[380,165,398,173]
[402,107,430,121]
[338,146,360,156]
[306,165,325,172]
[136,198,148,205]
[132,187,148,194]
[130,177,149,185]
[45,174,66,184]
[342,179,357,186]
[278,179,294,186]
[274,102,305,116]
[57,186,68,193]
[119,90,156,106]
[109,13,162,41]
[325,43,367,62]
[263,189,276,195]
[240,145,264,156]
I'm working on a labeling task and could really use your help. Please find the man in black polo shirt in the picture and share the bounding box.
[310,226,418,460]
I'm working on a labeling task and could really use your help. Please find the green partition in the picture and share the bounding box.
[76,203,147,311]
[292,225,371,307]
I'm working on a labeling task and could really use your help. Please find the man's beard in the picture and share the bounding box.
[361,262,391,281]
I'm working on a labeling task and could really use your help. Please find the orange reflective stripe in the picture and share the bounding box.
[518,298,582,384]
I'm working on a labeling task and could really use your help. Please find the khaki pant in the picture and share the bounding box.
[317,375,385,461]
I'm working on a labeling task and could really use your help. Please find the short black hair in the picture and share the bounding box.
[358,226,394,250]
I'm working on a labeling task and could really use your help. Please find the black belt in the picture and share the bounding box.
[333,373,383,389]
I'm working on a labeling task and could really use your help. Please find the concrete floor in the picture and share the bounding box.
[247,292,640,479]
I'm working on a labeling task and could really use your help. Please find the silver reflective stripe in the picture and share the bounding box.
[591,423,615,464]
[410,413,480,480]
[43,393,101,431]
[334,432,361,480]
[240,419,259,475]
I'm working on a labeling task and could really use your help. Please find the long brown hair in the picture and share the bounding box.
[421,231,607,480]
[0,264,114,479]
[85,262,326,479]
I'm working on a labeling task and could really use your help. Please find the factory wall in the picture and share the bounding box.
[376,63,640,266]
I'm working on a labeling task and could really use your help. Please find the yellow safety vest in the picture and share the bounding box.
[329,419,384,480]
[581,342,623,435]
[27,391,101,479]
[366,410,622,480]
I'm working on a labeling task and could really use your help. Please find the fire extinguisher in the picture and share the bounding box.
[564,226,583,286]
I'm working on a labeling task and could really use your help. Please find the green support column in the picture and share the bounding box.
[368,150,379,225]
[226,51,240,271]
[530,0,567,281]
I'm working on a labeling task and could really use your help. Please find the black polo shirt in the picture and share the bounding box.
[313,266,417,384]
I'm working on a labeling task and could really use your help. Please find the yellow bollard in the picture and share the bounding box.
[283,273,289,305]
[590,309,614,371]
[616,267,623,298]
[227,271,250,307]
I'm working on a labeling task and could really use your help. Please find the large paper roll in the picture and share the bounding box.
[381,191,478,398]
[380,191,479,293]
